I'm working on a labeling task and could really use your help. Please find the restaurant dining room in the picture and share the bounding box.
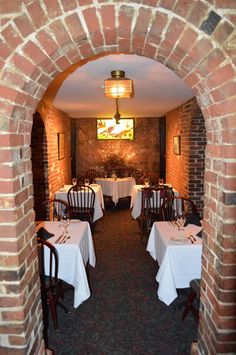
[1,2,236,355]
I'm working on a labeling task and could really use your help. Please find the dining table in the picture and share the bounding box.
[130,184,179,219]
[146,221,202,306]
[55,184,105,222]
[95,177,136,205]
[37,220,96,308]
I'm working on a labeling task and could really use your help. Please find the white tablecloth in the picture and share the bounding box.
[146,221,202,305]
[55,184,104,222]
[130,185,179,219]
[95,177,135,204]
[40,220,96,308]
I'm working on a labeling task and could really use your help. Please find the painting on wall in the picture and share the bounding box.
[58,132,65,160]
[173,135,181,155]
[97,118,134,140]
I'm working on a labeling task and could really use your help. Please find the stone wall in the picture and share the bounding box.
[75,117,160,177]
[166,98,206,217]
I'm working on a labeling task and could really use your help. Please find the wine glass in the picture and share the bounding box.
[84,178,90,186]
[61,214,70,237]
[158,178,164,186]
[104,171,108,178]
[176,214,186,230]
[72,178,77,185]
[144,177,150,187]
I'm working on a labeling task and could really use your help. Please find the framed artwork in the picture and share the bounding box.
[173,135,181,155]
[58,133,65,160]
[96,118,134,140]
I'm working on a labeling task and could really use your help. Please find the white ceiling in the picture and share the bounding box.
[45,54,193,118]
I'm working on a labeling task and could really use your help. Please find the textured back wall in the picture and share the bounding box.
[75,117,160,177]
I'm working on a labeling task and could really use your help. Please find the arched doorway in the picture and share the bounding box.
[0,2,235,353]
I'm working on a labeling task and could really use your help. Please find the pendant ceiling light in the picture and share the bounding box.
[104,70,133,99]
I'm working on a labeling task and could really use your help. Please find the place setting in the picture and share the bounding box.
[55,215,71,244]
[168,214,201,244]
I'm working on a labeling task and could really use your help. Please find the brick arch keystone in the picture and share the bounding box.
[0,1,235,354]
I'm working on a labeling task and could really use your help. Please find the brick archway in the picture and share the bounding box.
[0,2,235,354]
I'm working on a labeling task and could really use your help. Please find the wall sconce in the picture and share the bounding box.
[104,70,133,99]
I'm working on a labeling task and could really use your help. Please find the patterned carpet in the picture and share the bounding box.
[47,200,198,354]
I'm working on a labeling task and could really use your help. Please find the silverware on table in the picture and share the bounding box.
[189,233,196,242]
[60,235,67,243]
[62,235,71,243]
[55,234,64,243]
[188,235,194,244]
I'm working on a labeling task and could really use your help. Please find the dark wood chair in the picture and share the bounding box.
[42,199,70,221]
[161,196,199,221]
[85,169,101,184]
[182,279,201,322]
[37,237,70,343]
[140,186,173,243]
[67,184,95,230]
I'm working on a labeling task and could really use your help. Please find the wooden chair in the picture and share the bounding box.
[85,169,101,184]
[161,196,199,222]
[67,184,95,230]
[37,237,70,342]
[140,186,173,243]
[182,279,201,322]
[43,199,70,221]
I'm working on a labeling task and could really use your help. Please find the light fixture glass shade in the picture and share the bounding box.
[104,70,133,98]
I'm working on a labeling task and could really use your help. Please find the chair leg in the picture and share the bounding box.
[182,290,196,320]
[47,290,58,329]
[190,304,199,322]
[58,301,71,314]
[57,283,71,315]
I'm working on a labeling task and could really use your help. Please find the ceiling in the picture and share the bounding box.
[44,54,194,118]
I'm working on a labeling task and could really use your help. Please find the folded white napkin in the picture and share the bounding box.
[170,234,188,242]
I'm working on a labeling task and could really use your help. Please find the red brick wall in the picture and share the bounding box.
[166,103,191,196]
[166,98,206,217]
[0,1,235,354]
[75,117,160,177]
[36,100,72,204]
